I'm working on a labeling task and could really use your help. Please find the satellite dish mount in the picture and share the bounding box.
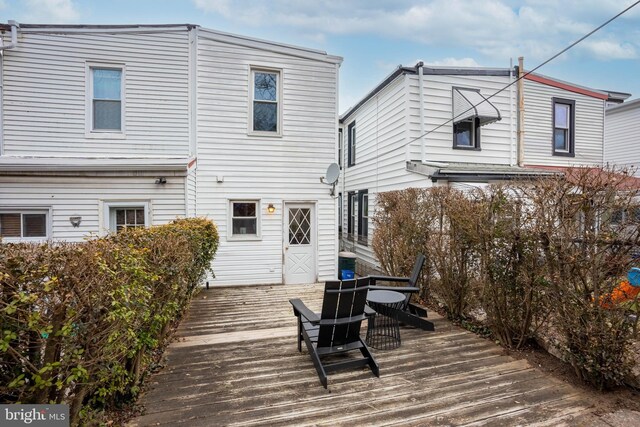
[320,163,340,196]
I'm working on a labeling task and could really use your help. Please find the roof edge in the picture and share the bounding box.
[524,72,608,100]
[606,97,640,114]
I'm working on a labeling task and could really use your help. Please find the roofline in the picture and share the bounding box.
[0,156,193,173]
[524,72,609,100]
[606,97,640,114]
[1,22,342,65]
[340,62,513,122]
[198,27,342,65]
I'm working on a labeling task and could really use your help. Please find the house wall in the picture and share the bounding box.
[0,174,187,241]
[195,31,340,285]
[523,79,605,167]
[605,101,640,176]
[1,28,191,157]
[406,73,516,165]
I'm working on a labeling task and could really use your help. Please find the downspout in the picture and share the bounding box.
[0,21,19,156]
[417,61,425,164]
[517,56,525,167]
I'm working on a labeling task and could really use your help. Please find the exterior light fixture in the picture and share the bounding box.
[267,204,276,214]
[69,216,82,228]
[155,177,167,185]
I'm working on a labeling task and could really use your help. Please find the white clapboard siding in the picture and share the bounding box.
[186,168,197,217]
[523,79,605,166]
[406,73,515,165]
[0,175,186,241]
[196,34,339,285]
[1,29,190,157]
[605,101,640,176]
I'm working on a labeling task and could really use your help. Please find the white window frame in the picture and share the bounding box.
[86,62,126,139]
[228,200,262,241]
[338,129,343,168]
[102,201,150,234]
[0,207,52,242]
[248,66,283,137]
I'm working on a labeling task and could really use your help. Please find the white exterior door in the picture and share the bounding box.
[284,203,316,284]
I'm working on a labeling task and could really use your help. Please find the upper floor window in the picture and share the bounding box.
[0,210,49,240]
[453,117,481,149]
[90,67,124,132]
[251,68,281,135]
[338,129,343,168]
[552,98,575,157]
[338,192,343,234]
[348,121,356,166]
[347,192,356,236]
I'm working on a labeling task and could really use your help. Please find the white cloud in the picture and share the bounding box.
[582,39,637,60]
[193,0,640,63]
[23,0,80,23]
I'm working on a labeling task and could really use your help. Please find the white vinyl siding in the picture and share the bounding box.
[523,79,605,166]
[196,32,339,285]
[605,101,640,176]
[0,176,186,241]
[1,29,190,157]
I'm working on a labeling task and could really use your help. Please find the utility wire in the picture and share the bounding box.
[407,0,640,146]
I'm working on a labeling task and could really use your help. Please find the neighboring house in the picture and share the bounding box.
[0,22,342,286]
[337,61,629,274]
[605,98,640,176]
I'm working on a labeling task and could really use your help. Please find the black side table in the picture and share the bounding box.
[366,290,405,350]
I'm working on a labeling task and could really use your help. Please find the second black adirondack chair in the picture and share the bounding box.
[289,278,379,389]
[368,254,435,331]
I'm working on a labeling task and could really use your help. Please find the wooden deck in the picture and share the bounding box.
[129,284,604,426]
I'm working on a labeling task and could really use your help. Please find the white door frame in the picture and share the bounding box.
[282,200,318,284]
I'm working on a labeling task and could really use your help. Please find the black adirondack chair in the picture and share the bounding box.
[289,278,379,388]
[368,254,435,331]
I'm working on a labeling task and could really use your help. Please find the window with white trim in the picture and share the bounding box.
[104,201,149,233]
[338,129,343,168]
[230,200,260,238]
[0,210,49,240]
[358,190,369,244]
[88,65,124,133]
[251,68,281,134]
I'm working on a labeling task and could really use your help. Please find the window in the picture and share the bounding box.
[230,201,260,239]
[338,193,343,234]
[0,210,49,240]
[90,66,124,132]
[453,117,481,149]
[358,190,369,244]
[347,192,356,236]
[348,121,356,166]
[552,98,575,156]
[105,202,149,233]
[338,129,343,168]
[251,68,280,134]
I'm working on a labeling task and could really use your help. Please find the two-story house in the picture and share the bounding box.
[0,22,342,286]
[338,61,628,274]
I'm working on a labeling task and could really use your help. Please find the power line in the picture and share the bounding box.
[407,0,640,146]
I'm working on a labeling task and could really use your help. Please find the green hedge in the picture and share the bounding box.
[0,218,219,424]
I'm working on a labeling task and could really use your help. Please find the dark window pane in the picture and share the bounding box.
[233,218,257,235]
[0,213,21,237]
[454,121,473,147]
[116,209,125,225]
[611,209,623,224]
[253,102,277,132]
[94,100,121,130]
[254,72,277,101]
[93,68,121,100]
[126,209,137,225]
[23,214,46,237]
[135,209,145,225]
[554,129,567,151]
[233,203,256,217]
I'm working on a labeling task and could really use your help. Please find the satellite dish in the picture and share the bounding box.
[324,163,340,185]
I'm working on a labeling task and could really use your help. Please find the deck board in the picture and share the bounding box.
[129,284,604,426]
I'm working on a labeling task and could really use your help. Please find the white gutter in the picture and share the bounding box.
[0,21,19,156]
[418,62,426,164]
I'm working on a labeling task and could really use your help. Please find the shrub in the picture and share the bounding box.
[0,218,218,424]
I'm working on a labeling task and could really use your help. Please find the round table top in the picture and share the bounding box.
[367,289,405,305]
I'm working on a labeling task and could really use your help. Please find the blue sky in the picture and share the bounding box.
[2,0,639,112]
